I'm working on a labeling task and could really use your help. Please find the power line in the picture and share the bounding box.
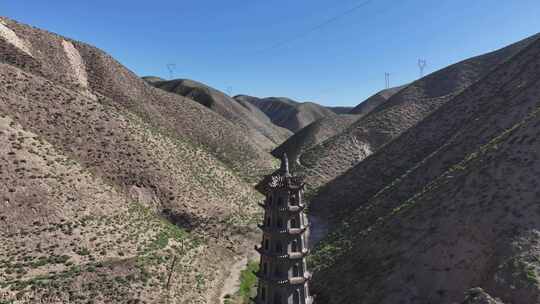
[257,0,373,53]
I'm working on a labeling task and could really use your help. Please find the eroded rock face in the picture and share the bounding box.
[461,288,505,304]
[0,19,32,56]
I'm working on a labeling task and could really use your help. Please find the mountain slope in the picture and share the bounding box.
[141,75,165,83]
[0,16,275,179]
[298,33,539,189]
[349,85,405,116]
[312,107,540,304]
[147,78,292,150]
[327,106,354,114]
[272,115,359,164]
[0,17,263,303]
[235,95,337,132]
[309,33,540,304]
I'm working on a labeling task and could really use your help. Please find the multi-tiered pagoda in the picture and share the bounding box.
[253,153,313,304]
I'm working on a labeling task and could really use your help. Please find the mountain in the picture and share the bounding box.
[271,86,404,164]
[349,85,405,116]
[272,115,358,164]
[141,76,165,84]
[0,17,275,179]
[146,78,292,151]
[0,17,264,303]
[235,95,337,132]
[309,33,540,304]
[298,33,539,190]
[327,106,354,114]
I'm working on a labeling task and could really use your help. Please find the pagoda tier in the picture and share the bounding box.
[255,245,309,260]
[255,271,312,285]
[257,224,310,235]
[258,202,306,213]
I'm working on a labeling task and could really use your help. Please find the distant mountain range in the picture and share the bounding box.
[144,78,292,151]
[234,95,338,133]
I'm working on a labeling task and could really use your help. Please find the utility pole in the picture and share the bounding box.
[385,72,390,89]
[166,63,177,80]
[418,59,427,78]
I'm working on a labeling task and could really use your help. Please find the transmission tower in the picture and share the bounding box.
[418,59,427,78]
[166,63,177,80]
[385,72,390,89]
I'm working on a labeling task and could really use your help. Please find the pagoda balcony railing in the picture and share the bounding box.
[255,245,309,259]
[257,203,306,213]
[255,271,312,285]
[252,297,312,304]
[289,271,312,285]
[257,224,310,235]
[288,248,309,259]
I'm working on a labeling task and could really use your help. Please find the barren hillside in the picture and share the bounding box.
[299,33,539,190]
[349,85,405,116]
[0,17,275,179]
[142,76,166,84]
[327,106,354,114]
[147,78,292,150]
[272,114,358,164]
[235,95,337,132]
[310,33,540,304]
[0,17,264,303]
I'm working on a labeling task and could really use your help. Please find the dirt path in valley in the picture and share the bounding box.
[218,250,259,304]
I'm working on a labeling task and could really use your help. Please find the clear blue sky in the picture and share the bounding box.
[3,0,540,106]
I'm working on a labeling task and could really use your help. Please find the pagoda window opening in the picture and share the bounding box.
[293,290,301,304]
[290,194,298,206]
[277,218,284,229]
[292,240,299,252]
[291,217,300,229]
[263,262,268,275]
[293,264,300,277]
[264,239,270,250]
[278,197,284,207]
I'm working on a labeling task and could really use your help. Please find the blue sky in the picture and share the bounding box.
[3,0,540,106]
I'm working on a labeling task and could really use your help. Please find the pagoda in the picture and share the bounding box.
[253,153,313,304]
